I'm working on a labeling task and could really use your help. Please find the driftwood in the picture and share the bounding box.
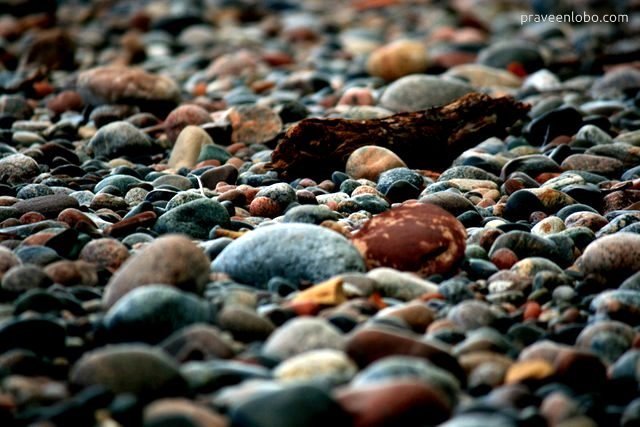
[267,93,530,180]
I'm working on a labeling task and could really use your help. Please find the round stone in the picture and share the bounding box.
[366,39,429,81]
[164,104,211,144]
[77,65,180,111]
[379,74,474,112]
[352,202,466,277]
[477,40,545,74]
[103,285,215,344]
[345,146,407,181]
[212,223,366,289]
[263,317,345,360]
[70,344,188,397]
[228,105,282,145]
[579,233,640,286]
[78,237,130,273]
[103,234,211,309]
[274,349,357,385]
[0,154,40,186]
[89,121,152,159]
[153,198,230,239]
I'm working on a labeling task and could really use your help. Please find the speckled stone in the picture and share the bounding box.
[78,237,129,273]
[89,121,152,159]
[352,202,466,277]
[578,233,640,286]
[0,154,40,185]
[379,74,474,112]
[274,349,357,385]
[263,317,345,360]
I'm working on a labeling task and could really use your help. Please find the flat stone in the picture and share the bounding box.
[168,126,214,169]
[379,74,474,112]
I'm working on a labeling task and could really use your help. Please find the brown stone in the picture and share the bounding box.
[0,246,20,281]
[564,212,608,232]
[376,302,435,333]
[366,40,429,81]
[46,90,84,115]
[144,398,228,427]
[199,165,239,190]
[168,125,214,169]
[228,104,282,145]
[248,196,281,218]
[76,66,180,115]
[505,359,554,384]
[561,154,624,177]
[79,238,129,273]
[159,324,235,363]
[102,235,210,309]
[345,146,407,181]
[335,380,451,427]
[12,194,79,219]
[44,260,98,287]
[345,326,466,385]
[352,202,466,276]
[164,104,211,144]
[104,211,157,237]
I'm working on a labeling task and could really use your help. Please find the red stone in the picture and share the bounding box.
[352,202,466,276]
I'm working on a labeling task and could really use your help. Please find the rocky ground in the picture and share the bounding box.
[1,0,640,426]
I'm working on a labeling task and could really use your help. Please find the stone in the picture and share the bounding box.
[282,205,340,225]
[504,360,554,384]
[263,317,345,360]
[447,300,498,331]
[444,64,522,88]
[78,238,129,273]
[366,268,438,301]
[212,223,366,289]
[291,277,347,306]
[12,194,79,219]
[103,285,216,344]
[0,246,21,281]
[43,260,99,287]
[477,40,545,74]
[164,105,211,144]
[376,167,424,194]
[345,326,466,384]
[228,105,283,145]
[274,349,357,385]
[89,121,152,159]
[335,380,452,427]
[70,344,188,398]
[1,264,51,293]
[230,385,351,427]
[579,233,640,287]
[345,146,407,181]
[103,235,210,309]
[591,66,640,98]
[590,290,640,326]
[366,39,429,81]
[77,66,180,112]
[0,154,39,185]
[352,202,466,277]
[159,324,235,363]
[379,74,474,112]
[216,305,275,343]
[153,198,230,239]
[561,154,624,178]
[168,126,214,169]
[144,398,227,427]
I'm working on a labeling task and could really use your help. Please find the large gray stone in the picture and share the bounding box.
[212,223,366,288]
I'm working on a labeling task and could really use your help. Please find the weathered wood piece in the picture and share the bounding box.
[267,93,530,180]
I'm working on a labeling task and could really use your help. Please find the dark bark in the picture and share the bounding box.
[267,93,530,180]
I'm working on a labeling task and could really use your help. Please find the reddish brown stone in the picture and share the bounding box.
[44,260,99,287]
[335,381,451,427]
[490,247,519,269]
[46,90,84,115]
[377,302,435,333]
[19,212,45,224]
[228,104,282,145]
[103,235,210,309]
[352,202,466,276]
[345,326,466,385]
[57,208,99,233]
[79,238,130,273]
[104,211,157,237]
[144,398,227,427]
[12,194,79,219]
[164,104,211,144]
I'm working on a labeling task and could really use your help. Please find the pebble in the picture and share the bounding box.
[164,104,212,144]
[366,39,429,81]
[228,104,282,145]
[352,203,467,277]
[77,66,181,111]
[578,233,640,287]
[274,349,357,385]
[379,74,474,112]
[345,146,407,181]
[263,317,345,360]
[89,121,152,159]
[153,198,230,239]
[103,285,216,344]
[168,125,214,169]
[103,235,210,309]
[212,223,366,289]
[0,154,40,186]
[70,344,188,397]
[366,268,439,301]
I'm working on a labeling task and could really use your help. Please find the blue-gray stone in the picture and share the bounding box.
[212,223,366,288]
[89,121,152,159]
[153,198,230,239]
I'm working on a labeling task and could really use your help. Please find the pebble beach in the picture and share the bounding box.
[1,0,640,426]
